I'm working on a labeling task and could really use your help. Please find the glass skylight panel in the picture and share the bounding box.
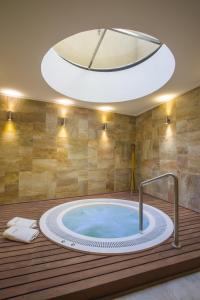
[53,28,161,71]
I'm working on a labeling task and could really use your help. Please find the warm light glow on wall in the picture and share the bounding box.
[59,107,67,118]
[166,101,173,116]
[0,88,23,98]
[101,130,109,143]
[57,126,68,138]
[98,106,114,112]
[0,89,22,113]
[2,121,17,141]
[155,94,176,103]
[101,114,107,123]
[165,125,172,137]
[55,99,73,118]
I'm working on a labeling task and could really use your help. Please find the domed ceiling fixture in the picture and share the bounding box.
[41,28,175,103]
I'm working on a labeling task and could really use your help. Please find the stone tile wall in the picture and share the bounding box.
[0,95,135,204]
[136,87,200,212]
[1,86,199,211]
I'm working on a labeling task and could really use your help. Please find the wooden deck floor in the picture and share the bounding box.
[0,192,200,300]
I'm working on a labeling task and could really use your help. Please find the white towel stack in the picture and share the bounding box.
[6,217,37,228]
[3,217,39,243]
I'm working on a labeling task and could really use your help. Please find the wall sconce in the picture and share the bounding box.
[164,116,171,125]
[7,111,12,121]
[102,122,108,131]
[58,117,67,127]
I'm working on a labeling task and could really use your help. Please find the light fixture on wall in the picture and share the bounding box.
[58,117,67,127]
[164,116,171,125]
[7,111,12,121]
[102,122,108,131]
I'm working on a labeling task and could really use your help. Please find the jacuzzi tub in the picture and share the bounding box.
[39,198,173,254]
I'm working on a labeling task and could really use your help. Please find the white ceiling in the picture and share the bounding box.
[0,0,199,116]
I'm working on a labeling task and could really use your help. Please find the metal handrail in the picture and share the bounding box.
[139,173,181,249]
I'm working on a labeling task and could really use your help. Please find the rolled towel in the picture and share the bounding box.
[7,217,37,228]
[3,226,39,243]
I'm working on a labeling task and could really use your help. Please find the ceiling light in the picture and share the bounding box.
[98,106,113,112]
[155,94,176,103]
[0,88,23,98]
[55,98,74,106]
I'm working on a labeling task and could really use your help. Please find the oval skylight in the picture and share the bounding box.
[41,28,175,103]
[53,28,161,71]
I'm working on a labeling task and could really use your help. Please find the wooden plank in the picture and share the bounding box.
[1,225,199,278]
[0,192,199,300]
[1,235,200,289]
[0,251,85,272]
[6,250,200,300]
[0,218,199,270]
[1,241,200,299]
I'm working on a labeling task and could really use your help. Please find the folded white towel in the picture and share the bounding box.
[3,226,39,243]
[7,217,37,228]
